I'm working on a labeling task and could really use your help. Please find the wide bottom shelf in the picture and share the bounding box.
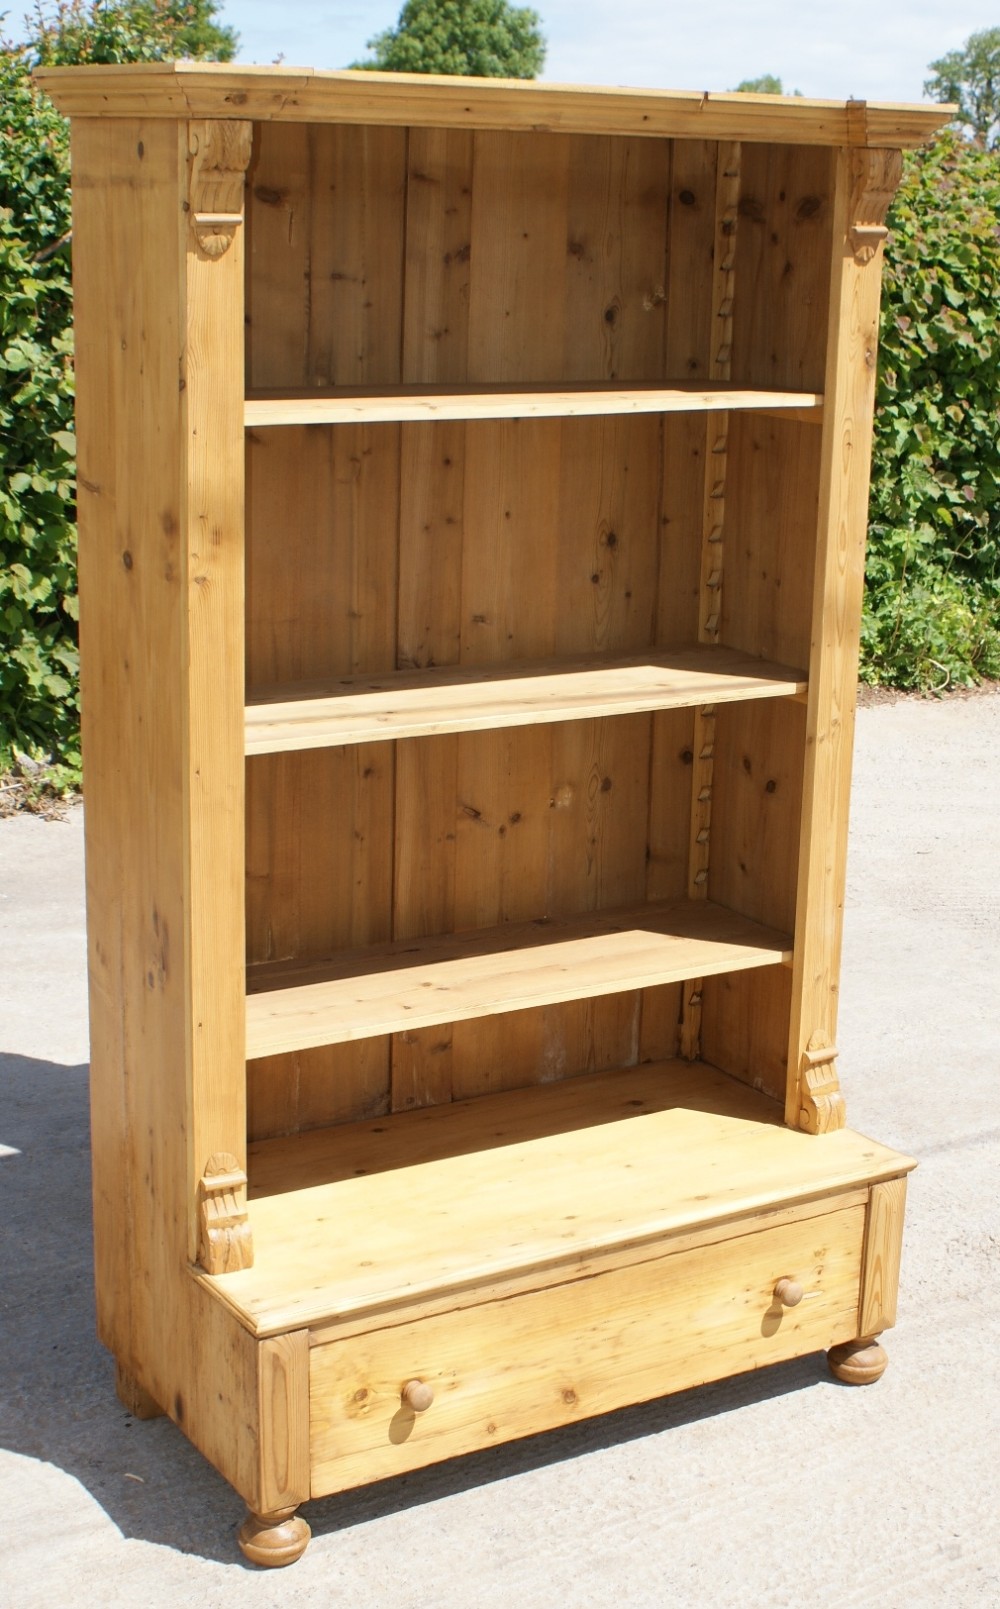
[199,1060,915,1338]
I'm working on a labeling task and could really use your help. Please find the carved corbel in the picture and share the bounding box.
[848,148,903,265]
[187,120,253,258]
[198,1152,254,1272]
[799,1033,847,1133]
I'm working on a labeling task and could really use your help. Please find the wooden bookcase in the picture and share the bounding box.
[39,64,948,1566]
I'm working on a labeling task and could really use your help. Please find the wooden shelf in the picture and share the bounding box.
[245,645,808,756]
[198,1060,915,1337]
[244,381,825,428]
[245,898,793,1060]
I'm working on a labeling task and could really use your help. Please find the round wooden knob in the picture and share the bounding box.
[773,1277,804,1308]
[402,1379,434,1412]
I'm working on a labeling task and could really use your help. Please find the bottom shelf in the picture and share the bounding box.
[199,1059,914,1339]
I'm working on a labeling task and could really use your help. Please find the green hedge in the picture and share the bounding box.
[2,82,1000,780]
[0,48,78,782]
[866,132,1000,686]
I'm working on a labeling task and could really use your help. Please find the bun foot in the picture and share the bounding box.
[828,1337,889,1385]
[238,1506,311,1567]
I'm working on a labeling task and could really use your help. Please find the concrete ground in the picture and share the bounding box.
[1,695,998,1608]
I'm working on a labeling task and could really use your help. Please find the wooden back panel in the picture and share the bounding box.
[243,127,835,1136]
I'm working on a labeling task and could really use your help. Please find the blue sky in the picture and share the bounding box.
[221,1,996,102]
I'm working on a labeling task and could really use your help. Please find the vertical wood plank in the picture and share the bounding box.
[245,424,400,690]
[71,114,260,1498]
[859,1178,907,1335]
[466,130,570,382]
[786,148,902,1132]
[246,122,407,390]
[258,1331,311,1513]
[184,117,252,1250]
[402,127,474,384]
[562,134,671,381]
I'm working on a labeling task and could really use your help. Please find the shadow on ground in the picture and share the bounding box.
[0,1050,828,1568]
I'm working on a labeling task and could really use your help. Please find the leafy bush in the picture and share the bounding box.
[1,3,236,787]
[865,132,1000,687]
[0,42,78,782]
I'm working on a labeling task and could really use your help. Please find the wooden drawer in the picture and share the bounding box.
[309,1201,864,1495]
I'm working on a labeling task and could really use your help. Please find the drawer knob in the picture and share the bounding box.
[773,1277,804,1308]
[403,1379,434,1413]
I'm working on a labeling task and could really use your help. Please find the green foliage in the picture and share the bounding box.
[0,2,236,782]
[865,131,1000,688]
[925,27,1000,149]
[30,0,237,65]
[733,74,784,94]
[732,74,804,97]
[0,42,79,780]
[352,0,545,78]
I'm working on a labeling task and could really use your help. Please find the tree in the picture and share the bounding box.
[30,0,238,65]
[925,28,1000,149]
[731,74,803,96]
[733,74,782,94]
[352,0,545,78]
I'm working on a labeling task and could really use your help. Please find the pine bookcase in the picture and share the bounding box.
[38,64,949,1566]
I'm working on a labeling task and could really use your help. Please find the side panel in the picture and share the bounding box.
[785,150,902,1130]
[73,114,251,1489]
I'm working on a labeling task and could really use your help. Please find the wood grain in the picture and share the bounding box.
[308,1203,865,1492]
[37,65,952,149]
[244,383,823,425]
[196,1059,914,1337]
[859,1176,907,1336]
[245,645,807,753]
[786,148,901,1132]
[71,115,268,1499]
[245,897,792,1059]
[258,1331,311,1514]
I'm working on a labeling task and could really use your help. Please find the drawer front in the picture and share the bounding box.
[310,1203,864,1496]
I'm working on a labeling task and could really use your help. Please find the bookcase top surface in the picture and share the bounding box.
[36,62,952,148]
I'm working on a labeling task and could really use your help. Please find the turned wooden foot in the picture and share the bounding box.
[238,1506,311,1567]
[828,1337,889,1385]
[115,1360,164,1420]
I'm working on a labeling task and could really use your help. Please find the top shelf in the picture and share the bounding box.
[244,382,825,429]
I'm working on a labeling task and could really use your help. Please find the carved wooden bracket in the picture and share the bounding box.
[849,148,903,265]
[198,1152,254,1272]
[188,120,253,258]
[798,1033,847,1134]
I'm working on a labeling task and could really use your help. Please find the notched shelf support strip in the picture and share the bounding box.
[681,139,740,1060]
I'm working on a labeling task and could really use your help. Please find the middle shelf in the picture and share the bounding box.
[244,380,825,428]
[245,643,808,756]
[245,897,793,1059]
